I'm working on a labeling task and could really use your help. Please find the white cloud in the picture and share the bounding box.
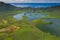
[0,0,60,3]
[11,4,30,7]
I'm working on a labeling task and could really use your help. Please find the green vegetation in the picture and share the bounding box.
[0,15,60,40]
[0,2,60,40]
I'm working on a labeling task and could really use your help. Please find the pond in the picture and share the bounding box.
[13,12,60,36]
[13,12,47,21]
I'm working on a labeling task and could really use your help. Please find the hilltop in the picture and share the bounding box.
[0,2,21,18]
[0,2,17,11]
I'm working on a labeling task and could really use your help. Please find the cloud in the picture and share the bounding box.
[0,0,60,3]
[11,4,30,7]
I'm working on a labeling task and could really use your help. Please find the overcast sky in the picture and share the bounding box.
[0,0,60,3]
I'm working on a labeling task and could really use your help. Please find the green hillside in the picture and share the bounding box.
[41,6,60,18]
[0,16,60,40]
[0,18,60,40]
[0,2,21,18]
[0,2,60,40]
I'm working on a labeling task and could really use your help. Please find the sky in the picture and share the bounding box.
[0,0,60,3]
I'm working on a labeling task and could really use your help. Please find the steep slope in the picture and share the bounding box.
[0,2,17,11]
[0,2,21,18]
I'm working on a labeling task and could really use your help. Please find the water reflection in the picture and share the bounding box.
[13,12,47,21]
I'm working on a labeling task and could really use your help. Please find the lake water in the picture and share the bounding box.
[13,12,60,36]
[13,12,47,21]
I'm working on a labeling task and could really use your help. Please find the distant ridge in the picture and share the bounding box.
[45,6,60,11]
[0,2,17,11]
